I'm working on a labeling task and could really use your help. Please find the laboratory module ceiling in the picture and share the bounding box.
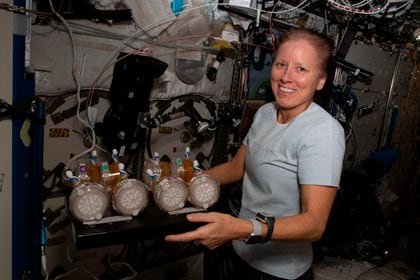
[322,0,420,49]
[34,0,420,50]
[220,0,420,50]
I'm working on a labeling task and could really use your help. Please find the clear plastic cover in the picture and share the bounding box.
[142,158,162,190]
[189,174,220,209]
[69,182,109,222]
[112,179,149,216]
[154,177,189,212]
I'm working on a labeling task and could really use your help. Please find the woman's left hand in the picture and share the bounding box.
[165,212,244,250]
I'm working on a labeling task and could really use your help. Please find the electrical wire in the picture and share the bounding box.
[54,5,260,173]
[36,87,110,98]
[347,125,357,171]
[51,267,100,280]
[42,1,272,111]
[42,1,301,171]
[271,0,311,16]
[65,70,98,169]
[0,0,64,17]
[42,4,244,176]
[47,0,97,170]
[86,0,310,89]
[345,122,353,142]
[106,252,138,280]
[47,21,128,41]
[145,93,218,159]
[350,0,374,9]
[84,2,222,105]
[327,0,392,15]
[221,0,311,15]
[379,0,413,17]
[84,34,223,109]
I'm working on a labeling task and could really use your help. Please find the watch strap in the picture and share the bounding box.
[257,213,275,243]
[249,218,262,236]
[244,219,262,244]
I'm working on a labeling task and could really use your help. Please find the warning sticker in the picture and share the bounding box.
[49,128,70,138]
[158,126,173,134]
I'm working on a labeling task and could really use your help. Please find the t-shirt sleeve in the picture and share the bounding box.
[298,120,345,187]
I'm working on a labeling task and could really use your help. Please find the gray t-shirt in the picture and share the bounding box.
[233,102,345,279]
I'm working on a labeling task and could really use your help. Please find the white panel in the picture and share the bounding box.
[0,1,13,279]
[31,24,120,94]
[42,97,110,172]
[31,19,232,103]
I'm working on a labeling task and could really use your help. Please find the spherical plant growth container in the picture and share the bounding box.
[154,177,189,212]
[69,182,110,222]
[112,179,149,216]
[189,174,220,209]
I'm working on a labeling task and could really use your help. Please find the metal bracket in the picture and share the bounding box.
[0,97,45,123]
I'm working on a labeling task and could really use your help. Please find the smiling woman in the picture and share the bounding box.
[270,29,334,123]
[165,28,345,280]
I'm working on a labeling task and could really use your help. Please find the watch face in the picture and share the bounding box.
[257,212,274,222]
[260,212,274,217]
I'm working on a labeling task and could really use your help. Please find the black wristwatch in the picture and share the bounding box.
[244,219,262,244]
[256,212,275,243]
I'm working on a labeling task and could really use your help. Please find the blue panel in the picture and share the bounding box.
[12,32,43,280]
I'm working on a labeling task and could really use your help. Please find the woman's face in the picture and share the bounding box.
[271,39,326,121]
